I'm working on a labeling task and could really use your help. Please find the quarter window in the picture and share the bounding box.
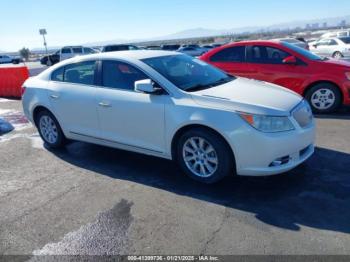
[102,60,148,91]
[250,46,290,64]
[210,46,246,62]
[63,61,96,85]
[51,67,64,82]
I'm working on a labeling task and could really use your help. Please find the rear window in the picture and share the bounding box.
[339,37,350,44]
[64,61,95,85]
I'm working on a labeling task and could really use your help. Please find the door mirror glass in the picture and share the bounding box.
[282,56,297,65]
[135,79,161,94]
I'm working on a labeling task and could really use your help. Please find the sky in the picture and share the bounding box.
[1,0,350,51]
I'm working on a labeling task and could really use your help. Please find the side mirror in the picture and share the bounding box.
[135,79,162,94]
[282,56,297,65]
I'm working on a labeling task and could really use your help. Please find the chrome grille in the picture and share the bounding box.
[292,100,313,128]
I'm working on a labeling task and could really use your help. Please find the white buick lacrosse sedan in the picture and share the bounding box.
[22,51,315,183]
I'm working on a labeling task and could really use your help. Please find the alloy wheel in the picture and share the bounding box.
[182,137,218,178]
[310,88,336,110]
[39,115,58,144]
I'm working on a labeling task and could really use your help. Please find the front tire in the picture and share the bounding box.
[176,128,234,184]
[305,83,341,114]
[36,110,66,148]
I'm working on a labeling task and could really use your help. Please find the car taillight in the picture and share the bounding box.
[21,85,26,96]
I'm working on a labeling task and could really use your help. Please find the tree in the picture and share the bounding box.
[19,47,30,62]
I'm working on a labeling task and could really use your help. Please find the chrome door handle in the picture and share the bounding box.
[98,102,111,108]
[50,94,59,99]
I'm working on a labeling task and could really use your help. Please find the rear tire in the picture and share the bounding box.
[305,83,341,114]
[35,110,66,148]
[332,51,343,59]
[176,128,234,184]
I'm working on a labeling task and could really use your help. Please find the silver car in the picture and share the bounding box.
[277,38,309,50]
[309,37,350,59]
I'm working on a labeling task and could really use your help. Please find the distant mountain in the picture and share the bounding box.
[22,14,350,52]
[160,15,350,40]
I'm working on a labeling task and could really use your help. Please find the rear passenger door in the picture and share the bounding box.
[48,60,100,138]
[208,46,256,77]
[95,60,167,153]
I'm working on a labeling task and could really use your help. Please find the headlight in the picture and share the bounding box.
[239,113,295,133]
[345,72,350,80]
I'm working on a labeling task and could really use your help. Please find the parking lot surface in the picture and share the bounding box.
[0,98,350,255]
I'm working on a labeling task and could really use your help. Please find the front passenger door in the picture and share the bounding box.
[246,45,307,93]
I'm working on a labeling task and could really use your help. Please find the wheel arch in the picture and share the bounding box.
[303,80,343,102]
[32,105,56,127]
[170,124,236,168]
[332,51,343,57]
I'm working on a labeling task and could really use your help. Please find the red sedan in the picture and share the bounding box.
[200,40,350,113]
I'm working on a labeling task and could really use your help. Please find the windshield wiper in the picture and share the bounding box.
[211,77,234,87]
[185,84,213,92]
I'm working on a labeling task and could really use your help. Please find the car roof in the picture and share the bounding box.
[224,40,282,47]
[62,46,84,48]
[104,44,135,47]
[66,50,181,62]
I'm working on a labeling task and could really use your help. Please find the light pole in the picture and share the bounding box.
[39,29,48,54]
[39,29,51,66]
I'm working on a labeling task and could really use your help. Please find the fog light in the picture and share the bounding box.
[269,156,290,167]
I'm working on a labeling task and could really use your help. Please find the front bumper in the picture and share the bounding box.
[228,120,316,177]
[341,81,350,106]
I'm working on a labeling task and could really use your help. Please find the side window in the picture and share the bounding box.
[63,61,96,85]
[250,46,290,64]
[72,47,83,54]
[210,46,246,62]
[317,40,328,46]
[102,60,148,91]
[329,40,338,46]
[129,46,138,50]
[83,48,95,54]
[61,48,71,54]
[51,67,64,82]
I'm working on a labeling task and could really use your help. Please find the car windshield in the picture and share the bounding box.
[339,37,350,44]
[280,39,299,43]
[281,42,323,61]
[142,55,235,91]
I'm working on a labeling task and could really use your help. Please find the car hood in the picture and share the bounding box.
[190,77,303,116]
[319,58,350,68]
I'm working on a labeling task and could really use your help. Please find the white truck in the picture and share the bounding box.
[40,46,98,66]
